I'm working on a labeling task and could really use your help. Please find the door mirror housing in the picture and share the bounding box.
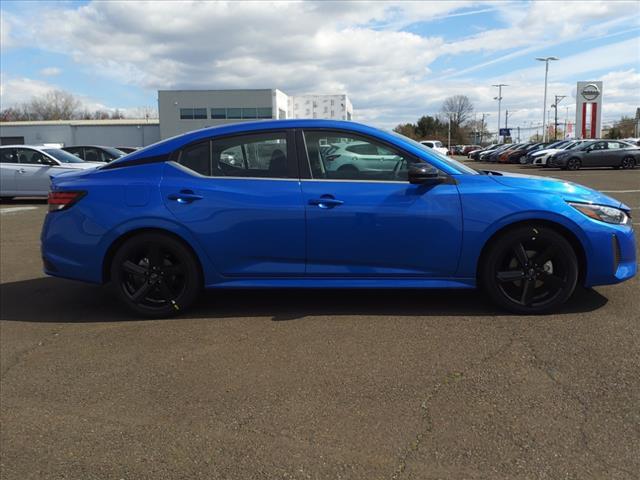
[408,164,440,184]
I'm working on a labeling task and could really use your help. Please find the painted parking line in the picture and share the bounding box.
[0,206,39,214]
[600,190,640,193]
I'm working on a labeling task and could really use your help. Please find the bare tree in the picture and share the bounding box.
[27,90,81,120]
[441,95,474,128]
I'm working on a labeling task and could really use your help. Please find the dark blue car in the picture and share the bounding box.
[41,120,636,317]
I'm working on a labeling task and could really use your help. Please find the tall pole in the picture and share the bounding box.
[542,61,549,142]
[493,84,507,143]
[536,57,558,143]
[448,115,451,153]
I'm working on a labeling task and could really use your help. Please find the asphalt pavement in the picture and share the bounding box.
[1,160,638,479]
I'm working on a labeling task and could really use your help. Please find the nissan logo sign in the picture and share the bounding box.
[581,84,600,101]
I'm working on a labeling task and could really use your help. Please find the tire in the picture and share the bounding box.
[620,156,635,169]
[566,158,581,170]
[110,232,201,317]
[481,225,579,314]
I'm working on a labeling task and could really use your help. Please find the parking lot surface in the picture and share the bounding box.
[1,162,639,479]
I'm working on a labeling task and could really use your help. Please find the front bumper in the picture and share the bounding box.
[547,156,569,167]
[583,222,636,287]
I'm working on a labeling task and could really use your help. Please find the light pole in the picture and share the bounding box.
[492,84,507,143]
[535,56,559,142]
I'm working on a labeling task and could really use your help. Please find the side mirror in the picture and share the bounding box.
[408,164,440,184]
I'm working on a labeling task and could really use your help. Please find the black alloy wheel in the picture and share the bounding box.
[111,233,201,317]
[621,156,635,169]
[566,158,581,171]
[482,225,579,314]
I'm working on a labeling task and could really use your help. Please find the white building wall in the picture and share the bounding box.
[288,94,352,120]
[272,89,289,119]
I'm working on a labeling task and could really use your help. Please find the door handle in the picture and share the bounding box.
[17,169,26,174]
[308,195,344,209]
[168,190,203,204]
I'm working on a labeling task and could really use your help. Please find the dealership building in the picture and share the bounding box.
[158,89,353,139]
[0,89,353,147]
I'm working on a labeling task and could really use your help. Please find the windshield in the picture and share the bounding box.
[565,141,584,150]
[389,131,478,175]
[43,148,86,163]
[103,147,126,158]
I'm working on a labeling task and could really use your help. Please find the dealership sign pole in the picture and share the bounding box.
[575,81,603,139]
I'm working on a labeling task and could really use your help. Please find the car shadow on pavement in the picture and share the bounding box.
[0,198,47,205]
[0,277,608,323]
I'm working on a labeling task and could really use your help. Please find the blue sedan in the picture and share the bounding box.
[41,120,636,317]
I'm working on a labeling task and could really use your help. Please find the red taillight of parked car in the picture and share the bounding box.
[48,191,86,212]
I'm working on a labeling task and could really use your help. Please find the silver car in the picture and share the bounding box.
[0,145,102,199]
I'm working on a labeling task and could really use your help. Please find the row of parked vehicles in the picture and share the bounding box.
[468,139,640,170]
[0,144,139,198]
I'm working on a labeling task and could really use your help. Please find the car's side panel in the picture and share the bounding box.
[42,163,217,284]
[0,149,19,195]
[160,162,306,276]
[301,179,463,276]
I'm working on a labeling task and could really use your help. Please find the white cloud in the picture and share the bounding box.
[39,67,62,77]
[0,13,13,49]
[1,0,638,129]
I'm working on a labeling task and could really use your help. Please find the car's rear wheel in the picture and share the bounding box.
[565,158,581,170]
[621,156,635,169]
[481,225,579,314]
[111,232,201,317]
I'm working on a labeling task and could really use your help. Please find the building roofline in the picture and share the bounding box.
[0,119,159,127]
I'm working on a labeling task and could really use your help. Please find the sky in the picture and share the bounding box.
[1,0,639,133]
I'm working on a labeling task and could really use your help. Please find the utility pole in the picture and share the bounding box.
[492,84,507,143]
[517,126,520,142]
[480,113,490,145]
[551,95,566,141]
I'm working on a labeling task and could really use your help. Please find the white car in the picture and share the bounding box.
[0,145,102,198]
[528,140,589,166]
[321,141,403,175]
[420,140,449,156]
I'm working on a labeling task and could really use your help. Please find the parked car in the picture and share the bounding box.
[470,144,499,161]
[485,143,519,163]
[526,140,573,166]
[0,145,102,198]
[320,141,403,176]
[420,140,449,156]
[63,145,126,163]
[503,143,545,164]
[116,147,140,154]
[41,119,635,317]
[497,143,527,163]
[462,145,481,155]
[548,140,639,170]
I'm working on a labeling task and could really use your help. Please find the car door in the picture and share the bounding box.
[0,148,20,195]
[605,141,623,166]
[161,130,306,277]
[14,148,57,194]
[299,129,463,277]
[583,141,608,167]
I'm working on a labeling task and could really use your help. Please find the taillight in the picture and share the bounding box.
[48,191,86,212]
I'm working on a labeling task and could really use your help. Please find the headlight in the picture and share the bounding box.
[568,202,630,225]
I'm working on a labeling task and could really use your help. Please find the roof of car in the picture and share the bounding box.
[103,119,464,176]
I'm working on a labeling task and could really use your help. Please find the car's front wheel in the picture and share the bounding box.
[111,232,201,317]
[481,225,579,314]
